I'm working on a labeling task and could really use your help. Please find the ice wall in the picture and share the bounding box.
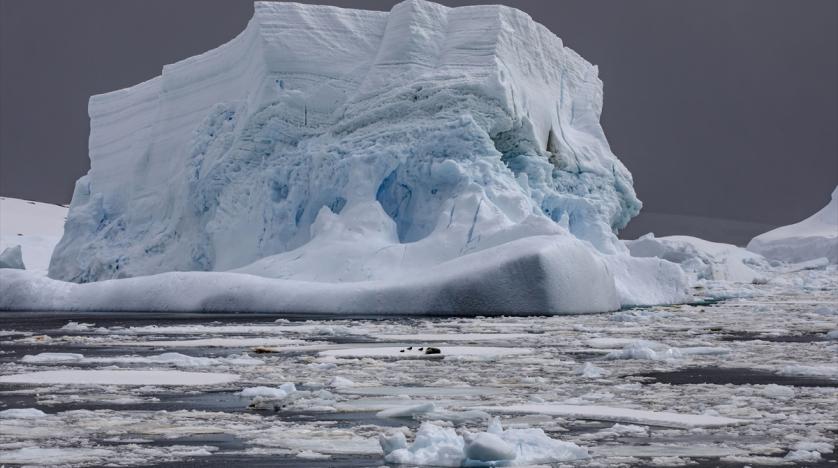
[45,0,665,313]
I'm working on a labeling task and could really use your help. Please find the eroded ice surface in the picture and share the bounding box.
[12,0,691,314]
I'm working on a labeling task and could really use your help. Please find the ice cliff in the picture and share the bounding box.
[32,0,687,313]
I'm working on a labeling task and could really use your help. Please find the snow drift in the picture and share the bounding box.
[748,186,838,264]
[3,0,688,313]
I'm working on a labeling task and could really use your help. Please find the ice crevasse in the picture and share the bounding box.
[11,0,688,313]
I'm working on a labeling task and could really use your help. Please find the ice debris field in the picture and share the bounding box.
[0,279,836,467]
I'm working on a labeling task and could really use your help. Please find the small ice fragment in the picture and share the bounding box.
[328,376,355,388]
[0,408,47,419]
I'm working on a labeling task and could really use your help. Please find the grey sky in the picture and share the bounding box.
[1,0,836,244]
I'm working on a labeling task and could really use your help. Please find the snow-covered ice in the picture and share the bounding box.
[380,417,588,466]
[0,244,25,269]
[748,185,838,264]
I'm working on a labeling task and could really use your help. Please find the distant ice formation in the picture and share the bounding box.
[0,197,67,274]
[748,186,837,264]
[625,234,770,283]
[3,1,690,313]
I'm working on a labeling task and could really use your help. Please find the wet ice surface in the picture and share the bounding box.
[1,270,836,467]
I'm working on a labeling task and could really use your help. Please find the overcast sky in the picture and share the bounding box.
[1,0,836,244]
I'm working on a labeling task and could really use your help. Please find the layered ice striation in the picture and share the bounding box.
[39,0,686,313]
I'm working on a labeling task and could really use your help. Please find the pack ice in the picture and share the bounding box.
[4,0,688,313]
[748,186,838,264]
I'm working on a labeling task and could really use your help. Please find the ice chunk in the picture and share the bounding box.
[238,386,290,400]
[379,431,408,455]
[328,376,356,388]
[0,244,25,269]
[381,417,587,466]
[0,408,47,419]
[476,404,745,428]
[748,185,838,263]
[785,449,822,462]
[463,432,515,462]
[576,362,609,378]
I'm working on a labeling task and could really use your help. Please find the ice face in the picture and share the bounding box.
[48,0,639,281]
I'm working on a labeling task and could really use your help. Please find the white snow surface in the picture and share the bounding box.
[0,197,67,274]
[748,185,838,264]
[13,0,688,315]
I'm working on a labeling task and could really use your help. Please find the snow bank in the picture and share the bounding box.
[7,0,688,315]
[0,197,67,274]
[748,186,838,264]
[380,417,588,466]
[625,233,770,283]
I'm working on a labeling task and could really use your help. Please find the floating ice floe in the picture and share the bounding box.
[319,346,532,360]
[475,404,746,428]
[380,417,588,466]
[0,244,25,269]
[605,340,730,361]
[0,370,239,386]
[625,233,771,283]
[20,352,263,367]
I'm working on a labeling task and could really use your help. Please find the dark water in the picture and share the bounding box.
[636,366,838,388]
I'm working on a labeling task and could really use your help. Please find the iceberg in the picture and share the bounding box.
[0,197,68,274]
[3,0,688,313]
[748,186,837,264]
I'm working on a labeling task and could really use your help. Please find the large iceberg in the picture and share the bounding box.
[748,186,837,264]
[2,0,687,313]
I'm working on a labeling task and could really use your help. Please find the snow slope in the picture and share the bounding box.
[0,197,68,274]
[3,0,688,313]
[748,186,838,264]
